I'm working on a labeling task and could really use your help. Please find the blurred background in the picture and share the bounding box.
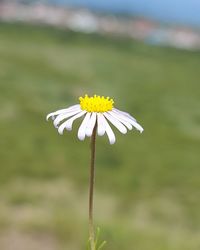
[0,0,200,250]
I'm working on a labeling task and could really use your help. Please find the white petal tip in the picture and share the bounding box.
[122,130,127,134]
[58,128,64,135]
[78,132,86,141]
[46,115,51,121]
[98,131,105,136]
[53,121,58,128]
[86,131,92,137]
[133,123,144,133]
[109,139,116,145]
[65,124,73,131]
[66,127,72,131]
[138,127,144,133]
[46,114,55,121]
[78,136,85,141]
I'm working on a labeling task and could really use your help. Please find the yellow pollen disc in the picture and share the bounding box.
[79,94,114,113]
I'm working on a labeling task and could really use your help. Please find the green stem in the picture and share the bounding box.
[89,122,97,250]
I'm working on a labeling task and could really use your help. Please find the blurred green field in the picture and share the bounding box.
[0,22,200,250]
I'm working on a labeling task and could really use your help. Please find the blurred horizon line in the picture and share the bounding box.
[2,0,200,28]
[49,0,200,28]
[1,2,200,51]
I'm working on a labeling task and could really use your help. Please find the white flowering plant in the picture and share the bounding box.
[47,94,143,250]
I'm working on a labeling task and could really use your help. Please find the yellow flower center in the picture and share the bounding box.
[79,94,114,113]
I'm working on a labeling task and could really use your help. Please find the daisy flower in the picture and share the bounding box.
[46,94,144,144]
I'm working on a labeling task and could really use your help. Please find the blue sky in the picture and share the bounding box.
[50,0,200,27]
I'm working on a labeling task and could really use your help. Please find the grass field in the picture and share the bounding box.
[0,22,200,250]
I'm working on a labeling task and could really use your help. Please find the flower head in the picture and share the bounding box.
[46,94,143,144]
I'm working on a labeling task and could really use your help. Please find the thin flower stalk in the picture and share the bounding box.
[89,122,97,250]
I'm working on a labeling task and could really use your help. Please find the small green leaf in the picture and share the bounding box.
[97,241,106,250]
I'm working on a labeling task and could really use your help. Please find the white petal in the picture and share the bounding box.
[57,111,86,134]
[107,111,132,130]
[131,121,144,133]
[53,107,82,127]
[113,109,144,133]
[46,104,80,121]
[113,108,136,121]
[65,111,87,131]
[104,112,127,134]
[97,113,106,136]
[86,113,97,137]
[78,112,91,141]
[101,115,116,144]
